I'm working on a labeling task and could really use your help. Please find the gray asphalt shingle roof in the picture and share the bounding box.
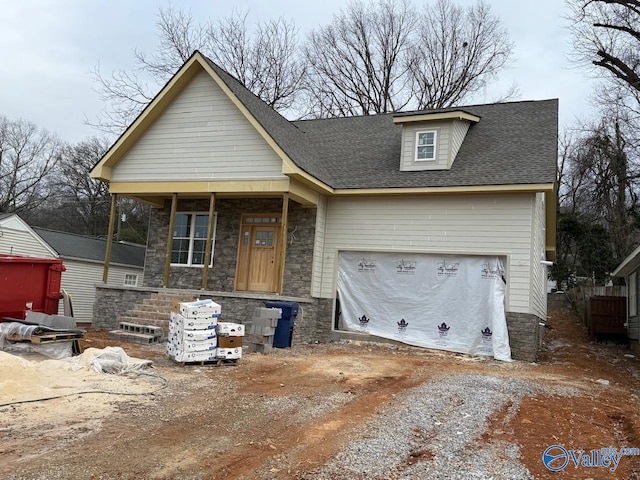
[204,52,557,190]
[33,228,145,267]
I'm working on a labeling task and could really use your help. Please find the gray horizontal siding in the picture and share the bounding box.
[319,193,535,314]
[111,70,287,182]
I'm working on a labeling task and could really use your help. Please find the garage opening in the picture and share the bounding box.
[335,251,511,361]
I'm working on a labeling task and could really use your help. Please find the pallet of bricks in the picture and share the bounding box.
[166,299,244,365]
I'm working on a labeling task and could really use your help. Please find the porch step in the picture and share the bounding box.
[115,292,200,337]
[108,319,163,344]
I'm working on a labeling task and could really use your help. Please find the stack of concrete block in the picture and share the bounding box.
[166,299,221,363]
[215,322,244,360]
[109,321,163,344]
[244,307,279,353]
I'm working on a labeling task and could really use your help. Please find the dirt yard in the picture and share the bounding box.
[1,297,640,480]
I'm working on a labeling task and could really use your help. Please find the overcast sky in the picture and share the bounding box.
[0,0,597,143]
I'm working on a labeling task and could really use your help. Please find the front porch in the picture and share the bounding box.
[94,192,334,345]
[92,284,333,343]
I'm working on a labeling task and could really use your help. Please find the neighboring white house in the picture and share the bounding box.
[88,51,557,361]
[0,213,145,323]
[612,247,640,355]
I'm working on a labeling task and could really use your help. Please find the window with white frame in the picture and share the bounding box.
[171,212,217,267]
[415,130,437,161]
[124,273,138,287]
[630,272,637,317]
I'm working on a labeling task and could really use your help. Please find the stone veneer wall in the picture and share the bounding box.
[505,312,545,361]
[93,285,156,330]
[143,197,315,298]
[94,284,539,358]
[93,284,333,344]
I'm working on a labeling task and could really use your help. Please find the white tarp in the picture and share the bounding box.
[337,251,512,361]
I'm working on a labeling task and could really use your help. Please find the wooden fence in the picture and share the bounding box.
[565,285,627,337]
[588,296,627,340]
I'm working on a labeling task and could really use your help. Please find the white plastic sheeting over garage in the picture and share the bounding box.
[337,251,511,361]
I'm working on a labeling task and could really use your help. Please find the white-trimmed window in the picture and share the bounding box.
[171,212,218,267]
[124,274,138,287]
[415,130,437,161]
[630,272,637,317]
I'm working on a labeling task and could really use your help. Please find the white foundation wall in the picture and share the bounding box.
[317,193,537,314]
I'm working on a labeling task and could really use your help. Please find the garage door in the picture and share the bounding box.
[336,251,511,361]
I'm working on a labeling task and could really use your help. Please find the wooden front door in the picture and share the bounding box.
[236,215,281,292]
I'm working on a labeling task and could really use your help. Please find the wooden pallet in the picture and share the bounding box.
[171,358,240,367]
[31,333,85,344]
[6,332,84,344]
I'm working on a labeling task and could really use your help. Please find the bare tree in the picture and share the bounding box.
[27,137,150,243]
[303,0,513,117]
[90,7,305,134]
[50,137,112,236]
[89,6,208,134]
[0,117,60,214]
[304,0,417,116]
[569,0,640,102]
[407,0,514,109]
[560,114,640,260]
[207,13,306,112]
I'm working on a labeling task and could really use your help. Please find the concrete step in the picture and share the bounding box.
[118,316,169,329]
[108,330,162,344]
[118,322,163,337]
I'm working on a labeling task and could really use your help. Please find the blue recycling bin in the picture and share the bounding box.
[264,301,299,348]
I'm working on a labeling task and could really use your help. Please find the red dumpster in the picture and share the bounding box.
[0,254,66,320]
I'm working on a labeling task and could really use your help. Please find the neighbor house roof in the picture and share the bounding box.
[613,244,640,278]
[203,52,558,190]
[33,228,145,268]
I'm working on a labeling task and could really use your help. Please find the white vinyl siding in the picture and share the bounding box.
[629,272,637,317]
[59,260,144,323]
[111,70,287,182]
[629,270,640,340]
[311,196,328,297]
[450,120,471,163]
[318,193,536,314]
[530,192,547,320]
[0,222,57,259]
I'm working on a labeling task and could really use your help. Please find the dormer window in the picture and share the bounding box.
[415,131,437,161]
